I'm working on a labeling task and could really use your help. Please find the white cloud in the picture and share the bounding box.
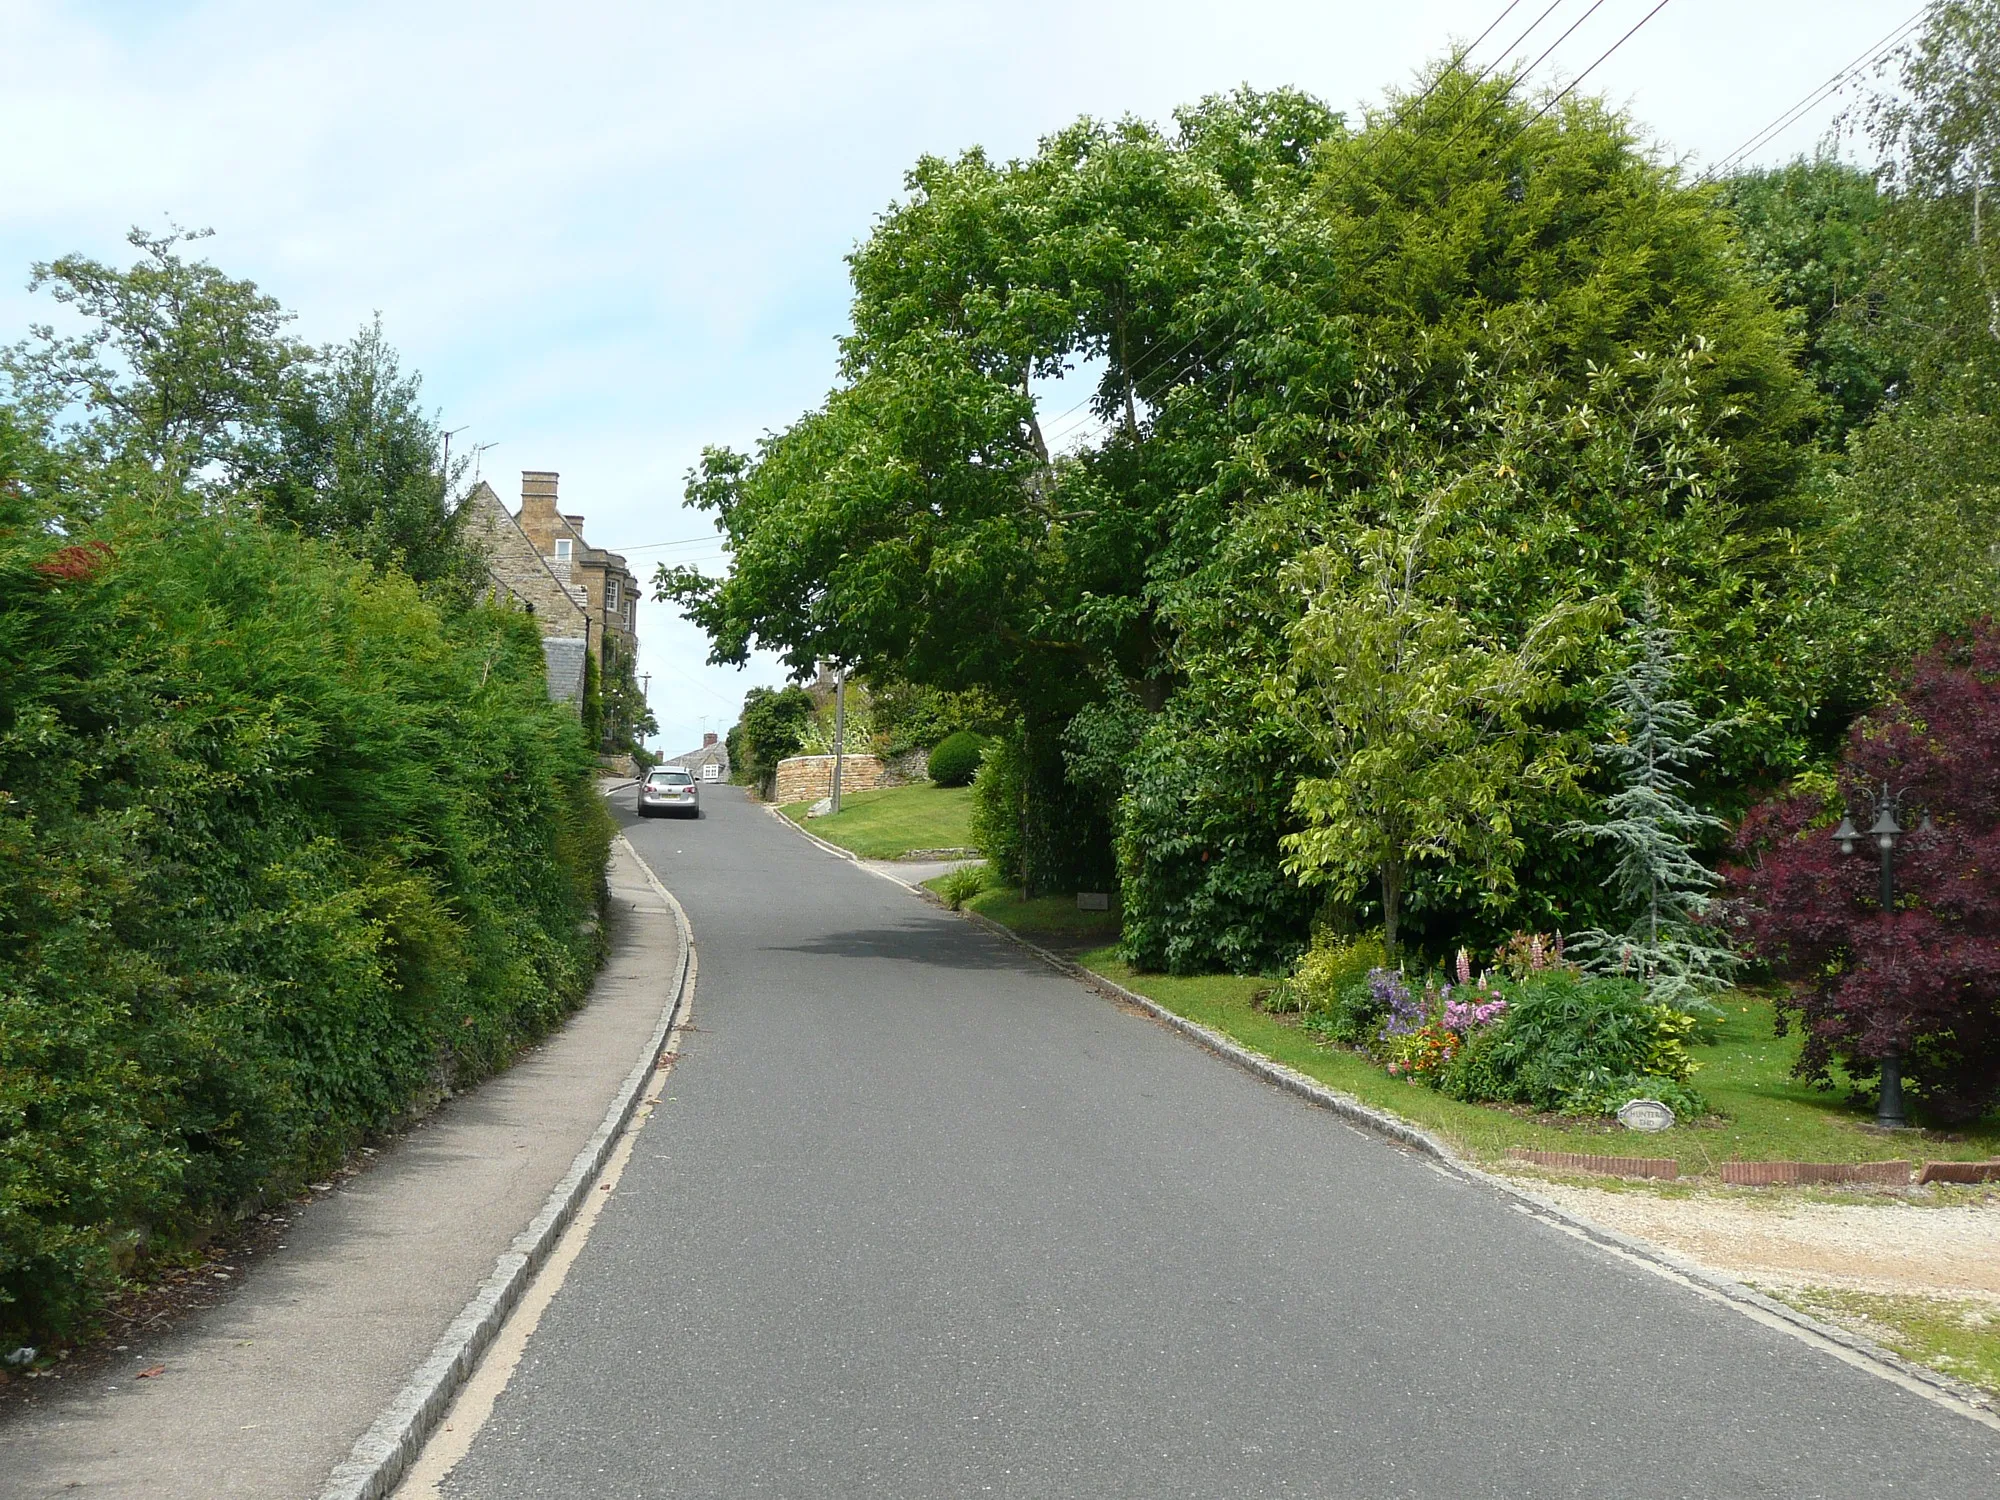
[1,0,1905,755]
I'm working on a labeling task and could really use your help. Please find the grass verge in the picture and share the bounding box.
[928,883,2000,1172]
[921,879,1124,942]
[781,783,975,859]
[1761,1285,2000,1399]
[1067,949,2000,1174]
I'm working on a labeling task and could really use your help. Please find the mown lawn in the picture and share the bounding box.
[781,783,976,859]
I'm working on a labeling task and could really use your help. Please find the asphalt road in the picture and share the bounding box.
[439,784,1999,1498]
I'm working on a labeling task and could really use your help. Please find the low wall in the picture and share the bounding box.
[774,753,885,806]
[874,748,933,788]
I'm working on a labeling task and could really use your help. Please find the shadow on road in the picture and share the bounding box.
[762,921,1039,974]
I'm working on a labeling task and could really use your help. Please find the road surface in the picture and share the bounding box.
[432,784,1999,1497]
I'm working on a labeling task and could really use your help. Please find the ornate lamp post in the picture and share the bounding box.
[1831,783,1913,1129]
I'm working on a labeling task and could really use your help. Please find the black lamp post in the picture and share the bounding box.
[1831,783,1910,1129]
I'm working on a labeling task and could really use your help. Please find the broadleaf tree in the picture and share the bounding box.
[1272,504,1608,953]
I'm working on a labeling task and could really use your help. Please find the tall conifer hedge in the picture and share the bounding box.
[0,438,612,1341]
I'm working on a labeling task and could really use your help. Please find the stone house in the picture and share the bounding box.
[510,471,639,672]
[462,471,642,706]
[665,732,731,780]
[460,480,590,703]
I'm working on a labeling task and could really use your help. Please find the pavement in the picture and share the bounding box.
[0,842,684,1500]
[419,784,1999,1497]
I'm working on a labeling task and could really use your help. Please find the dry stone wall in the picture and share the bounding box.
[774,754,885,806]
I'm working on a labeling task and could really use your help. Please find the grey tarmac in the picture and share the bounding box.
[431,784,2000,1498]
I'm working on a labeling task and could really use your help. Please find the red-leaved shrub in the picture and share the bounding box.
[1728,619,2000,1124]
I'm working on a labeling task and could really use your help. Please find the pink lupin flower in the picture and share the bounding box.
[1456,947,1472,987]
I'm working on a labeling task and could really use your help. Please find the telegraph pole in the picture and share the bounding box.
[830,668,846,815]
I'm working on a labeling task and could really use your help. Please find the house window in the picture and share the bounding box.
[555,538,572,562]
[607,578,620,612]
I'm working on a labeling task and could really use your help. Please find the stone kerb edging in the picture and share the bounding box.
[935,902,2000,1431]
[316,838,696,1500]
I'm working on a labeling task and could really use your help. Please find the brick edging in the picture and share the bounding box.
[931,899,2000,1430]
[315,839,697,1500]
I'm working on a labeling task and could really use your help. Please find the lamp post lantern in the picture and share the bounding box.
[1831,782,1910,1129]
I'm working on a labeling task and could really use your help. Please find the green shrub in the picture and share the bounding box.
[870,681,1003,757]
[1478,971,1706,1116]
[937,863,986,910]
[1116,717,1315,975]
[1438,1025,1510,1103]
[0,481,609,1344]
[928,730,987,788]
[970,734,1025,885]
[1284,932,1388,1041]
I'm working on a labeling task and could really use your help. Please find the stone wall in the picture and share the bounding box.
[773,753,885,806]
[874,748,933,788]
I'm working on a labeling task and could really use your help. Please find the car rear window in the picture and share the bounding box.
[659,770,693,785]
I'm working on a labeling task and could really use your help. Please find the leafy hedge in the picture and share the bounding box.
[0,463,611,1342]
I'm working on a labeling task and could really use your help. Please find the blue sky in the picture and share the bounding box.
[0,0,1911,755]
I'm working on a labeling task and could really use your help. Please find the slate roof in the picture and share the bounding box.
[666,741,731,774]
[541,637,588,704]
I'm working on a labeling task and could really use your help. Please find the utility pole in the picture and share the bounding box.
[440,426,468,498]
[830,667,846,815]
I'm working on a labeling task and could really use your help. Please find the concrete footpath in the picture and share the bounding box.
[0,842,684,1500]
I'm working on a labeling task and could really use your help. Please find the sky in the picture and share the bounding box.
[0,0,1917,756]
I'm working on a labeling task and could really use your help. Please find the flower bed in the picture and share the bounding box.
[1278,934,1708,1120]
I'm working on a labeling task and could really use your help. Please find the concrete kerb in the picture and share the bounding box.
[315,837,695,1500]
[758,800,948,893]
[934,905,2000,1433]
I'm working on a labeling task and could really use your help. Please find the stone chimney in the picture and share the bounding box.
[520,470,560,524]
[703,732,718,747]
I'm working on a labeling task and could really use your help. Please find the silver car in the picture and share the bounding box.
[637,767,700,818]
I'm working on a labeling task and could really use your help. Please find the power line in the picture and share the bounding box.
[1692,5,1927,185]
[1046,0,1657,456]
[1518,0,1674,130]
[608,533,728,553]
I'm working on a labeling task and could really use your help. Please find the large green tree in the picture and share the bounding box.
[252,316,479,592]
[1120,71,1820,969]
[3,226,300,499]
[662,87,1349,895]
[3,228,478,591]
[1719,157,1901,445]
[1812,0,2000,692]
[1273,508,1608,951]
[663,66,1824,970]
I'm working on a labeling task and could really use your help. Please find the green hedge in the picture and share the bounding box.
[926,730,986,787]
[0,474,612,1343]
